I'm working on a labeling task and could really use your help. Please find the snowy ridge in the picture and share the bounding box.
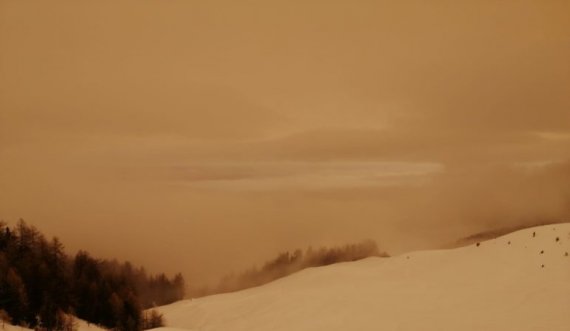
[154,223,570,331]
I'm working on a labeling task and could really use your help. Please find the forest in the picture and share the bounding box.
[191,239,388,297]
[0,220,184,331]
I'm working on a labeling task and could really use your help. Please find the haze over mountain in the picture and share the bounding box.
[1,0,569,287]
[154,223,570,331]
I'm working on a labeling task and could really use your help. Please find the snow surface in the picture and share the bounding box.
[0,325,29,331]
[76,319,107,331]
[154,223,570,331]
[1,318,107,331]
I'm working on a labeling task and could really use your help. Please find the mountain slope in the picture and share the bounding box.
[155,223,570,331]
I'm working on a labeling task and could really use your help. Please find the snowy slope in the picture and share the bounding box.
[76,319,108,331]
[2,318,107,331]
[154,223,570,331]
[0,325,30,331]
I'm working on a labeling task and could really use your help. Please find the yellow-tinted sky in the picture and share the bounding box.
[1,0,569,286]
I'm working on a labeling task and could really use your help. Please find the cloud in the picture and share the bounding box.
[144,161,444,191]
[1,0,570,286]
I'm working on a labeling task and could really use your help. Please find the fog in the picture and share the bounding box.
[1,0,569,287]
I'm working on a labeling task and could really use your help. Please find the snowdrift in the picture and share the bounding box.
[154,223,570,331]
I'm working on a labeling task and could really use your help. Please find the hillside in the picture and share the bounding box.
[452,219,567,247]
[153,223,570,331]
[0,220,183,330]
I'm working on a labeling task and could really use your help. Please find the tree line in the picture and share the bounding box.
[0,220,184,331]
[190,239,388,297]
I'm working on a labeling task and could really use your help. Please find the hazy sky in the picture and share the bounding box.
[1,0,569,286]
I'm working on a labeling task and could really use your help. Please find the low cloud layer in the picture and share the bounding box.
[1,0,569,286]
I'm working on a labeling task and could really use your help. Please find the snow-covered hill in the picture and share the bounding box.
[154,223,570,331]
